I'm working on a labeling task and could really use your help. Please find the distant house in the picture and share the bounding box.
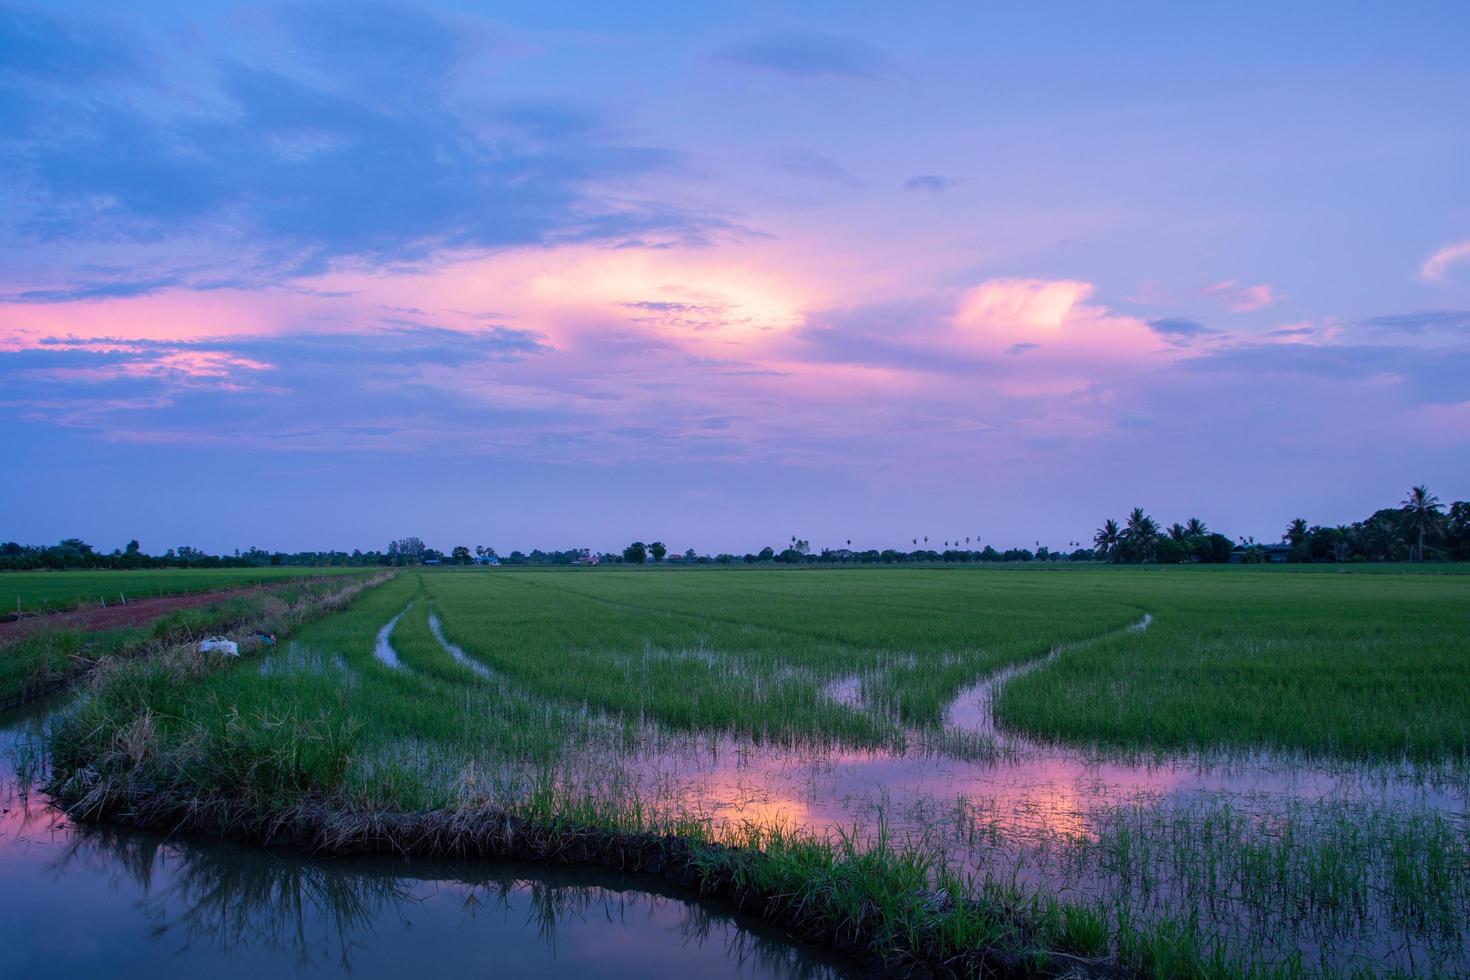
[1229,543,1293,563]
[475,555,500,566]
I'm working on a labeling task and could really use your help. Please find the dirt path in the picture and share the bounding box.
[0,586,271,643]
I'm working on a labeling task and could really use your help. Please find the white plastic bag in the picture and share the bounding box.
[199,636,239,656]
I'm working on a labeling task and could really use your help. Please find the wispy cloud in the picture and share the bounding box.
[1419,240,1470,282]
[3,277,184,304]
[1358,309,1470,333]
[1146,317,1220,345]
[1203,279,1282,313]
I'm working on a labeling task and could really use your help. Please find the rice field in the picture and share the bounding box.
[0,573,377,708]
[0,567,365,615]
[47,565,1470,976]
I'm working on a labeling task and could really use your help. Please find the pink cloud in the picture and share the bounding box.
[1418,240,1470,282]
[2,242,1375,487]
[951,278,1166,365]
[1203,279,1283,312]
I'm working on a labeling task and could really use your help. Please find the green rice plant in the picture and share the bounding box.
[996,567,1470,760]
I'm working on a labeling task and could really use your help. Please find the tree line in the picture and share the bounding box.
[4,486,1463,571]
[1093,486,1468,564]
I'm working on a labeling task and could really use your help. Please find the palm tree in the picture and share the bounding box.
[1168,522,1187,542]
[1400,485,1445,561]
[1093,519,1121,562]
[1184,517,1208,538]
[1123,507,1160,562]
[1284,518,1309,546]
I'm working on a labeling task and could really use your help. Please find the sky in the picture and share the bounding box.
[2,1,1469,555]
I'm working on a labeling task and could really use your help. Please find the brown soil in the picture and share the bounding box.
[0,586,267,642]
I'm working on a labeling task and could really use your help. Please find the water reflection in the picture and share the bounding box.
[0,703,844,979]
[44,830,842,978]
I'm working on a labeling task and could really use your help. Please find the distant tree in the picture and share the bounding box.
[1155,536,1187,564]
[1362,512,1406,561]
[650,541,667,562]
[451,545,472,564]
[1184,517,1208,538]
[623,541,648,564]
[1093,519,1121,562]
[1201,533,1235,563]
[125,539,141,555]
[1122,508,1160,562]
[1283,517,1312,562]
[1284,518,1309,545]
[1447,502,1470,560]
[758,546,775,561]
[684,548,696,561]
[1167,523,1187,543]
[1400,485,1445,561]
[389,537,426,566]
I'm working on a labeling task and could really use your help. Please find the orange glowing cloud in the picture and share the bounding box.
[951,278,1165,363]
[301,241,833,354]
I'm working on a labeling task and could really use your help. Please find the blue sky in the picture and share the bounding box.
[2,1,1468,554]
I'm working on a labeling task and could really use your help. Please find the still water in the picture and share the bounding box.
[0,702,846,979]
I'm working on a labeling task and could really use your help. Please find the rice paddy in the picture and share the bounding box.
[0,573,376,707]
[0,567,365,616]
[44,565,1470,976]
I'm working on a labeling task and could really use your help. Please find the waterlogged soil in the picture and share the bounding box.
[0,703,848,979]
[433,614,1468,975]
